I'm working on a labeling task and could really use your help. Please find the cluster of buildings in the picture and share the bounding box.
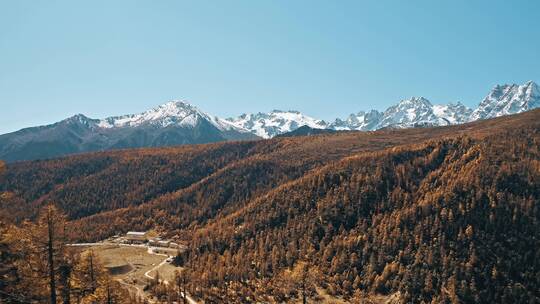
[124,231,179,248]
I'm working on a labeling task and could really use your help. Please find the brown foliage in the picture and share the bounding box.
[2,110,540,303]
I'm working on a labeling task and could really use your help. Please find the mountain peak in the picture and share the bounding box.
[65,113,90,120]
[227,110,327,138]
[471,80,540,120]
[160,100,197,110]
[149,100,202,117]
[62,114,96,126]
[400,96,433,107]
[97,100,205,129]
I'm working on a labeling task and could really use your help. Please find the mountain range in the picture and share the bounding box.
[0,80,538,162]
[228,80,538,136]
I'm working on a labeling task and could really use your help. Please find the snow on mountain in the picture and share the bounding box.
[228,80,538,137]
[329,110,383,131]
[470,81,540,121]
[377,97,442,128]
[377,97,473,129]
[432,102,472,125]
[97,100,247,133]
[66,80,540,140]
[327,98,473,131]
[0,100,257,162]
[226,110,328,139]
[2,80,539,162]
[62,114,101,128]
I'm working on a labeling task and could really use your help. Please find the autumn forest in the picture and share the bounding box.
[1,110,539,303]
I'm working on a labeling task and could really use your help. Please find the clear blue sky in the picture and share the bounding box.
[1,0,539,134]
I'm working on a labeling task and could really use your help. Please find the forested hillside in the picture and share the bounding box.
[183,128,540,303]
[1,110,539,303]
[0,162,138,303]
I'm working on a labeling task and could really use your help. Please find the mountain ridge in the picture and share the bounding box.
[1,80,538,162]
[228,80,538,137]
[0,101,257,162]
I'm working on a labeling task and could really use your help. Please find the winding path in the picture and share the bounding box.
[70,243,198,304]
[143,248,198,304]
[116,278,155,304]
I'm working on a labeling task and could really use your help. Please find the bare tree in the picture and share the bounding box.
[15,204,68,303]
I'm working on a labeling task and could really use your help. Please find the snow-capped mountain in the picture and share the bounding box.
[97,100,242,132]
[432,102,472,125]
[1,80,538,162]
[335,98,473,131]
[0,101,256,162]
[470,81,540,121]
[329,110,383,131]
[234,97,472,134]
[376,97,455,129]
[226,110,327,139]
[231,81,536,136]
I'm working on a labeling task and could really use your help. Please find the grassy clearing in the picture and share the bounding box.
[90,245,175,284]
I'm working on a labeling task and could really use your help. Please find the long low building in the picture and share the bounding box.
[149,238,170,247]
[126,231,147,244]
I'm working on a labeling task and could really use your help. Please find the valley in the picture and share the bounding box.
[2,2,539,302]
